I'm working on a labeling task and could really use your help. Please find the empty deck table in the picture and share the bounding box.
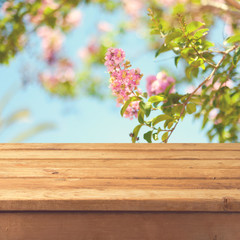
[0,143,240,240]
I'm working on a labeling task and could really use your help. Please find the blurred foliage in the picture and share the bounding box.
[0,87,54,142]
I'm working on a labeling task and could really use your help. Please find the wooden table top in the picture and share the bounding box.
[0,143,239,212]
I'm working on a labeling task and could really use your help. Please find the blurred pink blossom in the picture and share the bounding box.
[224,15,233,36]
[122,0,144,18]
[1,1,13,13]
[39,59,75,89]
[209,108,219,120]
[98,21,113,32]
[37,26,64,64]
[78,38,100,60]
[62,9,82,29]
[30,0,59,24]
[159,0,187,7]
[146,71,175,96]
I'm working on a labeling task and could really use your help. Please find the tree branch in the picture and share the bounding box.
[164,45,238,143]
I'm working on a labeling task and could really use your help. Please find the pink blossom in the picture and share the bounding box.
[78,38,100,61]
[78,48,89,60]
[122,0,144,18]
[116,93,140,120]
[104,48,125,73]
[105,48,143,119]
[63,9,82,29]
[30,0,59,24]
[123,100,140,119]
[146,71,175,96]
[37,26,64,64]
[39,72,59,88]
[209,108,219,120]
[109,68,142,100]
[39,59,75,90]
[1,1,13,13]
[98,21,113,32]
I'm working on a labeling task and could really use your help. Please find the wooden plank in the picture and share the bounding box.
[1,159,240,169]
[0,167,240,179]
[0,143,239,212]
[1,178,240,190]
[0,143,239,150]
[0,189,240,211]
[0,212,240,240]
[0,150,239,160]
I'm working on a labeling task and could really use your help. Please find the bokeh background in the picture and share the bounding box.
[0,1,235,142]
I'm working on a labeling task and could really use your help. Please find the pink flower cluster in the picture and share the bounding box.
[39,59,75,91]
[146,71,175,96]
[105,48,143,119]
[105,48,126,73]
[37,26,64,64]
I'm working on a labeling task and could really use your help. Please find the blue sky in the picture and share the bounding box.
[0,4,226,143]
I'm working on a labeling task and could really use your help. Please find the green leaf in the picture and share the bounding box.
[167,121,174,129]
[175,56,181,67]
[202,40,214,50]
[152,114,172,126]
[186,21,204,34]
[233,47,240,67]
[142,92,148,99]
[164,83,174,95]
[165,30,182,45]
[148,95,165,103]
[138,110,144,124]
[226,34,240,44]
[161,132,169,142]
[144,131,152,143]
[121,96,140,117]
[145,102,152,117]
[132,124,142,143]
[193,28,209,39]
[190,96,202,105]
[186,103,196,114]
[155,45,169,58]
[140,102,152,117]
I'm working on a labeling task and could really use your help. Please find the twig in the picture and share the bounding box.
[164,45,238,143]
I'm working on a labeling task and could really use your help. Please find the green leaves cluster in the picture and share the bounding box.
[121,90,199,143]
[124,10,240,143]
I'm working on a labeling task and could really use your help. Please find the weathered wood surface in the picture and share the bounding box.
[1,212,240,240]
[0,143,239,212]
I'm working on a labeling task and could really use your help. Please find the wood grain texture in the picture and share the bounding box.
[0,212,240,240]
[0,143,239,212]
